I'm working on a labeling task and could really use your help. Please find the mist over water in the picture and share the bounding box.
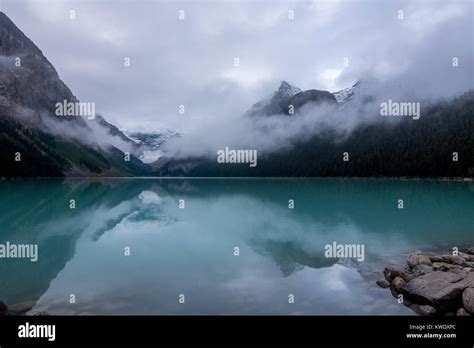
[0,178,472,315]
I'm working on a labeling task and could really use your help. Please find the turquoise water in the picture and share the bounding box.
[0,178,473,315]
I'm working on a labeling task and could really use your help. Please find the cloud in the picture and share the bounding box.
[2,0,473,159]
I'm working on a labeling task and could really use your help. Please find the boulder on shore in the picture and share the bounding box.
[457,308,470,316]
[376,278,390,288]
[462,288,474,313]
[417,305,437,316]
[411,264,434,277]
[441,255,467,266]
[400,271,466,311]
[383,265,408,282]
[433,262,463,273]
[378,247,474,315]
[407,253,432,268]
[391,277,406,291]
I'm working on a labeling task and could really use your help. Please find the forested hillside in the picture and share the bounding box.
[158,92,474,178]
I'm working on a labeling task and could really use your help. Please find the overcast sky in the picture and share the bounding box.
[1,0,473,133]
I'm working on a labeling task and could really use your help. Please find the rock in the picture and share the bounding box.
[418,305,437,316]
[433,262,455,272]
[461,273,474,288]
[462,288,474,313]
[430,255,445,263]
[400,271,467,312]
[459,252,474,261]
[384,265,409,282]
[468,247,474,255]
[399,265,430,282]
[441,255,466,266]
[452,267,470,275]
[411,264,434,276]
[453,268,467,275]
[376,278,390,288]
[457,308,470,316]
[412,264,433,275]
[407,253,432,268]
[391,276,406,291]
[381,249,474,316]
[433,262,464,273]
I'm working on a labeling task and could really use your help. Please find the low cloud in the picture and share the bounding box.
[2,0,472,160]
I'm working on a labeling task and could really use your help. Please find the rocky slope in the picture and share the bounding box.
[0,11,151,177]
[248,80,337,116]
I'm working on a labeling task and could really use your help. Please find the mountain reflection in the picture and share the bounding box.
[0,179,472,315]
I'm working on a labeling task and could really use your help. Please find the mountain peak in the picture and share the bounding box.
[277,80,302,97]
[279,80,292,89]
[248,80,336,117]
[0,11,74,112]
[333,80,361,104]
[0,11,43,56]
[0,12,151,176]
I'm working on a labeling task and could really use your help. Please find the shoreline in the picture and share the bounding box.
[1,176,473,182]
[377,247,474,316]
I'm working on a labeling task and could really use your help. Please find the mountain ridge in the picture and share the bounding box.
[249,80,339,116]
[157,88,474,177]
[0,11,152,177]
[0,11,472,178]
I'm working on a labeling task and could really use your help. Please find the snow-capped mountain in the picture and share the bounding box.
[275,80,302,100]
[123,129,179,164]
[332,81,361,105]
[249,80,337,116]
[332,81,376,107]
[249,80,302,116]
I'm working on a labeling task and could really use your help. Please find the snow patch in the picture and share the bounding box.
[138,191,162,205]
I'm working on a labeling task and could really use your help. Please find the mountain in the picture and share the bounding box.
[332,80,375,107]
[333,81,360,104]
[157,82,474,178]
[290,89,337,110]
[1,11,472,179]
[249,80,337,116]
[122,129,179,163]
[248,80,301,116]
[0,11,152,177]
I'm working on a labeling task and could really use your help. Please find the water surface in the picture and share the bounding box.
[0,178,473,315]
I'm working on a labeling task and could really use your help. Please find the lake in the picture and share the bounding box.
[0,178,473,315]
